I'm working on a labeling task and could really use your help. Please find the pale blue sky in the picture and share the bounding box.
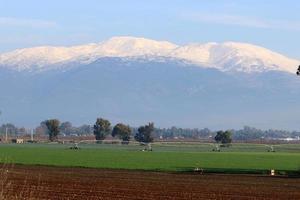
[0,0,299,59]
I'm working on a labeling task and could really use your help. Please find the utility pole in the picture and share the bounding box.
[31,128,34,141]
[5,127,8,143]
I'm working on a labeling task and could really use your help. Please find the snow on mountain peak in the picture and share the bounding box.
[209,42,299,73]
[92,36,178,57]
[0,36,299,73]
[0,44,98,71]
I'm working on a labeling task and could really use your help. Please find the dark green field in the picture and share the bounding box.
[0,143,300,174]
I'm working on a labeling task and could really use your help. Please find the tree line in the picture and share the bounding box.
[42,118,232,145]
[2,121,300,142]
[0,123,27,135]
[42,118,155,144]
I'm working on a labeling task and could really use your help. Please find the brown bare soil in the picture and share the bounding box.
[1,165,300,200]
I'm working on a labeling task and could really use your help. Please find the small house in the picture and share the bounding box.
[11,139,24,144]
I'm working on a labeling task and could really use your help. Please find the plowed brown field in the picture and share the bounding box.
[1,165,300,200]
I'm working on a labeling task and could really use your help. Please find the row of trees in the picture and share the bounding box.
[2,121,299,141]
[36,121,93,136]
[43,118,233,145]
[155,126,300,141]
[232,126,300,140]
[3,120,298,142]
[154,127,213,139]
[43,118,155,143]
[0,124,28,135]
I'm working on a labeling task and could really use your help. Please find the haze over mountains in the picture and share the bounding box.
[0,37,299,129]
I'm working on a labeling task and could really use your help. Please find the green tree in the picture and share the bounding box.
[93,118,111,141]
[45,119,60,142]
[0,123,18,135]
[77,124,93,135]
[112,123,131,142]
[134,122,154,143]
[35,121,48,136]
[60,121,73,135]
[214,130,232,145]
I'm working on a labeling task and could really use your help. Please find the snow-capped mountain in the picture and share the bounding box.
[1,36,300,129]
[1,56,300,129]
[0,36,299,73]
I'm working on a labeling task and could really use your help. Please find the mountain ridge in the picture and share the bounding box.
[1,56,300,129]
[0,36,299,74]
